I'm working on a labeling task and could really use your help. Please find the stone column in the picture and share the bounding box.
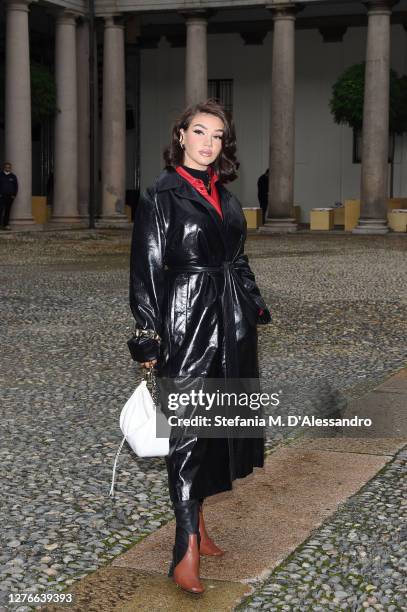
[184,11,208,106]
[264,2,299,233]
[76,17,90,219]
[353,0,398,234]
[4,0,35,228]
[92,34,100,219]
[52,11,80,224]
[100,16,127,225]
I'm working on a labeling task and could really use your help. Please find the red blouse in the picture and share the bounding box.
[175,165,223,219]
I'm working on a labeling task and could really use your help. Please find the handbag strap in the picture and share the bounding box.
[145,367,158,402]
[109,435,126,498]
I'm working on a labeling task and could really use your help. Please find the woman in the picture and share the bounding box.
[128,99,271,594]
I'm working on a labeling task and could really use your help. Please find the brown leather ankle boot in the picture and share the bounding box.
[168,500,204,594]
[199,502,225,557]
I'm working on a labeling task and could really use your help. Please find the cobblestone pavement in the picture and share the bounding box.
[0,230,406,611]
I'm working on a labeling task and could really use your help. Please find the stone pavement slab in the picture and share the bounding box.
[112,447,390,583]
[38,440,397,612]
[40,567,251,612]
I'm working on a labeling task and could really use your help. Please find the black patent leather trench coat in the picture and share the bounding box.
[129,168,270,502]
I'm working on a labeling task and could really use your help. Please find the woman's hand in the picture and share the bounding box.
[141,360,157,369]
[258,308,272,325]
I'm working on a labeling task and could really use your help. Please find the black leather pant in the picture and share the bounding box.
[0,195,14,227]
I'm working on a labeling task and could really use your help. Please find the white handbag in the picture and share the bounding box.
[109,372,169,497]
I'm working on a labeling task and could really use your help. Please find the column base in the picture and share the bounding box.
[259,218,298,233]
[96,215,132,229]
[352,218,389,235]
[7,217,39,231]
[47,216,88,230]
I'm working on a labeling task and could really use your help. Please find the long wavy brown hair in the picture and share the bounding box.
[163,99,239,183]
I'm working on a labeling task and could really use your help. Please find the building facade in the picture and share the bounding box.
[0,0,406,232]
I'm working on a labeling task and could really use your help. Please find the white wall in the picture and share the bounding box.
[138,38,184,189]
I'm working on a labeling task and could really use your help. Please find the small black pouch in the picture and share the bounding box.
[127,335,160,362]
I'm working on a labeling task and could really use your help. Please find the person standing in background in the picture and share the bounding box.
[0,162,18,230]
[257,168,269,224]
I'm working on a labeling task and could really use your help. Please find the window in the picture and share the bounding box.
[208,79,233,114]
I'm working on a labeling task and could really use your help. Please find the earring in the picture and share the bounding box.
[179,140,185,150]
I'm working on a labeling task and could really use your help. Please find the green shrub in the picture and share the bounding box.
[0,61,56,126]
[330,62,407,134]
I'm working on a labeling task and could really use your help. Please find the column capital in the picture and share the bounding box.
[363,0,399,15]
[5,0,32,13]
[180,9,214,24]
[104,14,126,29]
[55,9,80,25]
[266,1,303,20]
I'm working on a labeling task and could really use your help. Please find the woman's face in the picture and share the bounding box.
[179,113,224,171]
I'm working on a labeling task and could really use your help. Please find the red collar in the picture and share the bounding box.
[175,166,223,219]
[176,165,219,188]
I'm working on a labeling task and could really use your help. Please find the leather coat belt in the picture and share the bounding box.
[166,262,240,379]
[166,262,236,274]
